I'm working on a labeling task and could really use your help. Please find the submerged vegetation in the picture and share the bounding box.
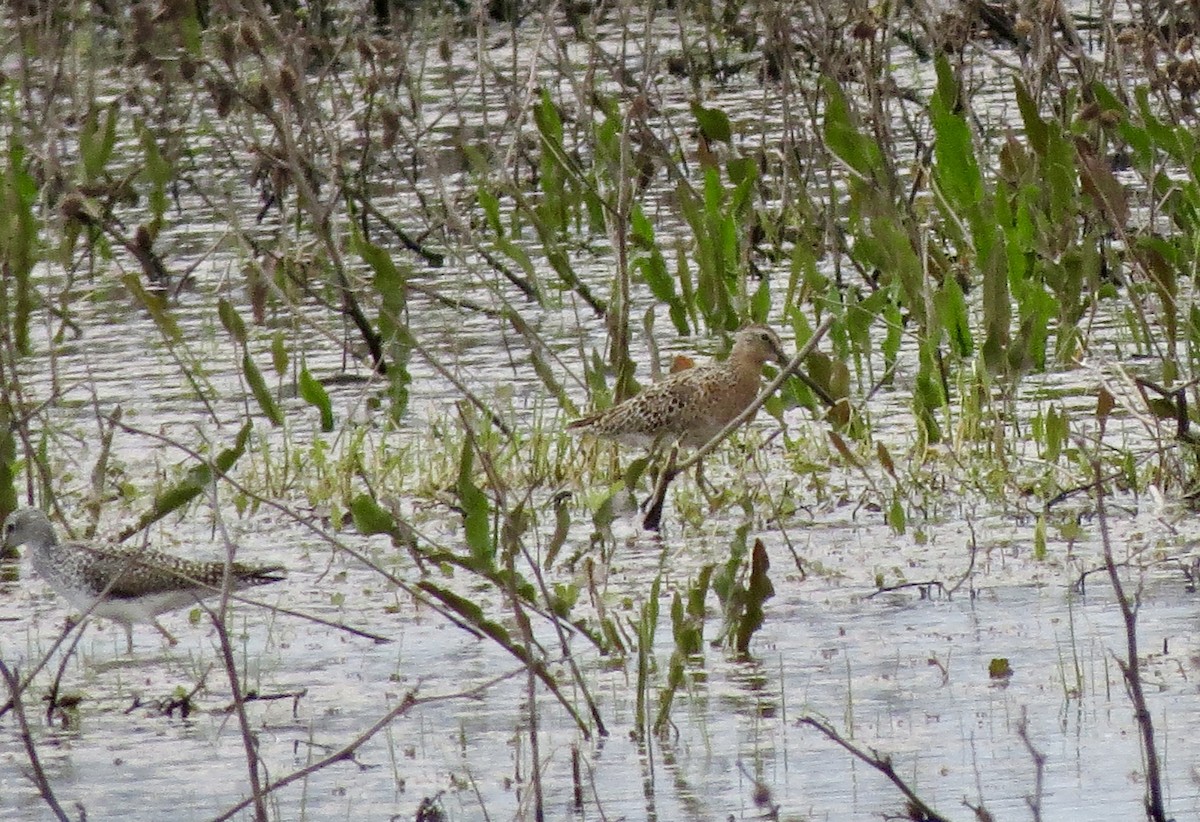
[2,0,1200,819]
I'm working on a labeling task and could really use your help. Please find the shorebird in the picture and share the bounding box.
[568,324,789,449]
[2,507,286,652]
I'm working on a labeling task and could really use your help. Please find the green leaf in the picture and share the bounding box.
[931,57,984,214]
[712,523,749,606]
[477,187,503,236]
[1014,79,1048,156]
[0,402,17,519]
[270,330,288,375]
[418,581,508,642]
[351,493,396,536]
[217,297,247,343]
[147,463,211,521]
[299,366,334,431]
[543,493,571,570]
[735,539,774,655]
[414,579,591,734]
[178,2,202,53]
[1044,404,1067,462]
[691,101,732,144]
[881,299,902,370]
[726,156,755,186]
[914,340,945,443]
[549,583,578,618]
[2,135,39,355]
[822,78,883,178]
[934,276,973,357]
[631,204,689,333]
[1033,513,1047,561]
[354,230,411,421]
[139,122,171,229]
[214,422,253,473]
[120,423,252,539]
[533,89,564,144]
[1135,87,1182,161]
[888,496,907,535]
[81,101,119,180]
[456,440,492,565]
[243,351,284,426]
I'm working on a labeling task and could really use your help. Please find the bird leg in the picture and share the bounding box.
[150,619,179,648]
[693,457,722,501]
[642,444,682,530]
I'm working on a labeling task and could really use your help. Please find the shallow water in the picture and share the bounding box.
[6,525,1200,821]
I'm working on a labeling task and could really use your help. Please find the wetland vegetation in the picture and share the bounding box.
[3,0,1200,820]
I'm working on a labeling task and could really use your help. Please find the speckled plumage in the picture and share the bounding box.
[2,507,285,651]
[568,325,788,448]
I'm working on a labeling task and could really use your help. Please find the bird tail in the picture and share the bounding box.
[243,565,287,585]
[566,412,603,431]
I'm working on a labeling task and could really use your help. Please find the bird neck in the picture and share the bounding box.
[726,345,765,372]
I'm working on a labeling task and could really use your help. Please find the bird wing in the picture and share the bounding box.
[620,369,711,433]
[74,543,282,599]
[76,547,199,599]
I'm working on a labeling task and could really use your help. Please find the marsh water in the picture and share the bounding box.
[8,507,1200,821]
[4,2,1200,821]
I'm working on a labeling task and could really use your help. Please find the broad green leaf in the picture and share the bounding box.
[735,539,774,655]
[243,351,284,426]
[3,136,39,355]
[178,2,202,53]
[726,156,755,185]
[822,78,883,178]
[1014,80,1048,156]
[456,440,492,565]
[139,122,170,228]
[533,89,564,144]
[354,229,411,420]
[81,101,119,180]
[299,366,334,431]
[120,423,252,540]
[543,494,571,570]
[934,276,974,357]
[691,101,732,144]
[888,497,907,535]
[931,57,984,214]
[351,493,396,536]
[270,330,288,375]
[477,186,503,236]
[217,297,247,343]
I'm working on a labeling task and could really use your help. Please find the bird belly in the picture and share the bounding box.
[88,589,204,622]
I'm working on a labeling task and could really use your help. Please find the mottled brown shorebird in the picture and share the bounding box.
[568,324,789,449]
[2,507,285,652]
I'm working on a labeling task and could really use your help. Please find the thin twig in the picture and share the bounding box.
[207,668,525,822]
[799,715,952,822]
[208,605,269,822]
[1091,444,1168,822]
[0,659,72,822]
[1015,706,1045,822]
